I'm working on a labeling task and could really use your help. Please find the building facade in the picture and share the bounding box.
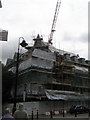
[5,35,90,115]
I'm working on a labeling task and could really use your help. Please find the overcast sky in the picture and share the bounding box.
[0,0,89,64]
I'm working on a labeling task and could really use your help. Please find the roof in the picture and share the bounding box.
[49,45,75,56]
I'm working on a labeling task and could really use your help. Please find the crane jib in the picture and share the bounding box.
[48,0,61,44]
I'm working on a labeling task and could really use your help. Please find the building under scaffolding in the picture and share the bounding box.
[6,34,90,115]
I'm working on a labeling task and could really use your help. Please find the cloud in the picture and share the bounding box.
[1,39,18,64]
[79,34,88,43]
[60,32,88,59]
[1,34,34,64]
[63,33,88,43]
[0,0,89,63]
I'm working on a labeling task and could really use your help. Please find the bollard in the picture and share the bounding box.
[50,111,53,119]
[75,110,77,117]
[37,110,38,119]
[12,107,16,115]
[63,109,65,117]
[89,109,90,117]
[32,110,33,120]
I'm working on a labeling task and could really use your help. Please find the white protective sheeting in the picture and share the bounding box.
[46,90,68,100]
[8,57,54,73]
[74,65,88,73]
[8,66,16,73]
[45,90,89,101]
[19,58,32,72]
[32,49,56,62]
[19,57,54,72]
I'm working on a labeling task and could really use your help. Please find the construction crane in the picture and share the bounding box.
[48,0,61,44]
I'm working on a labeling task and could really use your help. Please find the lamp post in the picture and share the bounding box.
[62,66,65,117]
[12,37,28,114]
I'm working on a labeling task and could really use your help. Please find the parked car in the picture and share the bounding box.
[69,105,89,114]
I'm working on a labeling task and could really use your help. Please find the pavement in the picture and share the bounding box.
[28,113,90,120]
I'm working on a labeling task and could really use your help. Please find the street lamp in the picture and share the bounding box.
[12,37,28,114]
[0,29,8,41]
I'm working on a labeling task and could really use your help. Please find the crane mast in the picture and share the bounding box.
[48,0,61,44]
